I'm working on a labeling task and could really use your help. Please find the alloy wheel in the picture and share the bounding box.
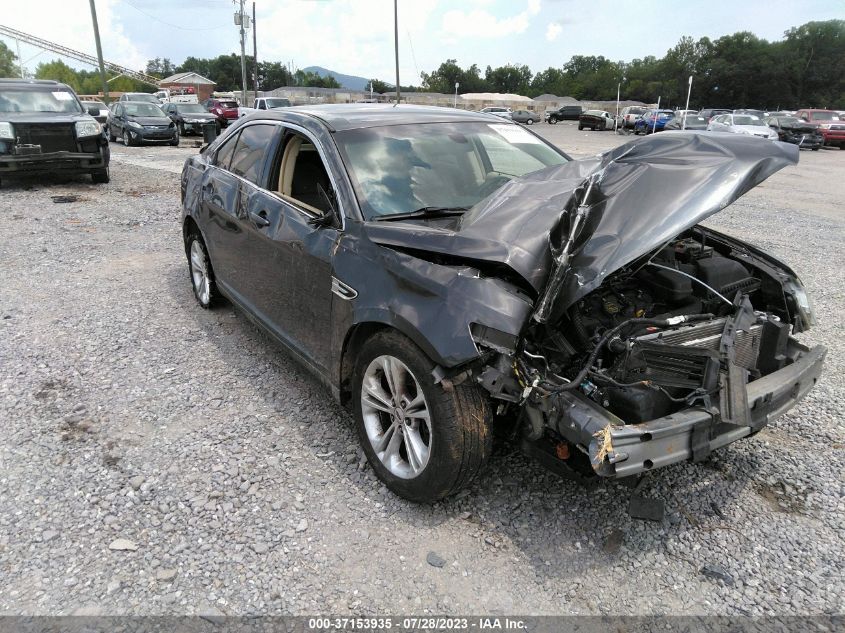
[360,355,431,479]
[189,240,211,305]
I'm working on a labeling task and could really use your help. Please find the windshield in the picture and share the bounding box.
[265,98,290,108]
[0,89,82,113]
[176,104,207,114]
[127,94,159,104]
[124,103,167,117]
[733,115,765,126]
[810,111,839,121]
[334,122,569,219]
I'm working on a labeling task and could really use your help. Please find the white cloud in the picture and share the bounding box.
[256,0,439,83]
[546,22,562,41]
[4,0,148,73]
[441,0,542,39]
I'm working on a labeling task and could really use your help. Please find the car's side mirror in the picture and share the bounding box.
[309,184,340,229]
[87,106,100,116]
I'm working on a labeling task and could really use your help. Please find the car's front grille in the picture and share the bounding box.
[15,124,77,153]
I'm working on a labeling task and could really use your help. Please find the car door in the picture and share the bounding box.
[234,126,341,372]
[198,130,245,290]
[112,104,126,138]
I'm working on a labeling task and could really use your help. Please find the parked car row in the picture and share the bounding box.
[612,106,842,150]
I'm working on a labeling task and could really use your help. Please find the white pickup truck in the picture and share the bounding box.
[238,97,292,118]
[154,89,199,105]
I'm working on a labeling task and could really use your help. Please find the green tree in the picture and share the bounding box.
[258,61,292,90]
[145,57,175,78]
[420,59,487,94]
[34,59,81,90]
[0,41,17,78]
[781,20,845,108]
[484,64,532,95]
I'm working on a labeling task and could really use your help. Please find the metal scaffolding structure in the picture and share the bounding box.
[0,24,161,88]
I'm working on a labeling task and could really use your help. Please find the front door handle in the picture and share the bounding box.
[249,209,270,228]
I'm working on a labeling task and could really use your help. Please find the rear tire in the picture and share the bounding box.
[352,330,492,503]
[185,230,220,309]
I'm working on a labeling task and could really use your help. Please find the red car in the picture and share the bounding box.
[795,109,845,148]
[202,98,239,128]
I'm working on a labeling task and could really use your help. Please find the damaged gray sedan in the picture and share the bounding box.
[180,105,825,502]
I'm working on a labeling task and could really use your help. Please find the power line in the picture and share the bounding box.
[120,0,229,31]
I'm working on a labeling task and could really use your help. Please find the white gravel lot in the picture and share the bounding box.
[0,125,842,617]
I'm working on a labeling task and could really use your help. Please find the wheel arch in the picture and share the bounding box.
[182,215,202,255]
[337,313,465,407]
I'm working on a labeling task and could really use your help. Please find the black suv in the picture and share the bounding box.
[545,105,583,123]
[0,79,110,185]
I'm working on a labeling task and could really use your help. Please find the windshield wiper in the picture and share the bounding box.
[373,206,469,222]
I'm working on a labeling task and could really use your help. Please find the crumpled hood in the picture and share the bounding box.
[364,132,798,310]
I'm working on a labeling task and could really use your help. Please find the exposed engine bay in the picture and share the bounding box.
[477,227,820,481]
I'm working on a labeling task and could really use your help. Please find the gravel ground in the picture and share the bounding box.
[0,129,842,617]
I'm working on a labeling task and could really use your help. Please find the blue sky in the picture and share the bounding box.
[4,0,842,86]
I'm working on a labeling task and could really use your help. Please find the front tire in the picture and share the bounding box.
[186,231,220,309]
[526,118,533,125]
[578,124,584,130]
[170,132,180,147]
[353,330,492,503]
[91,167,110,184]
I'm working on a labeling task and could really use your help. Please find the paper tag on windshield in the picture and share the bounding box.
[489,123,542,144]
[52,91,73,101]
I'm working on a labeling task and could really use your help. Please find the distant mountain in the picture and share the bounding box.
[302,66,373,91]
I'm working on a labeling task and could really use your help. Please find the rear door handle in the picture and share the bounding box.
[249,210,270,228]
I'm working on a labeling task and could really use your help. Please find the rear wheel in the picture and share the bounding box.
[353,330,492,503]
[185,231,220,309]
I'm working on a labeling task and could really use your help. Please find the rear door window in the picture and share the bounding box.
[214,132,240,170]
[229,124,278,186]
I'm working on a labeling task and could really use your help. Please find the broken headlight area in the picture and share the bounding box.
[477,230,825,481]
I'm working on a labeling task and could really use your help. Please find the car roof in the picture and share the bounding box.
[0,78,74,91]
[262,104,513,131]
[120,101,164,107]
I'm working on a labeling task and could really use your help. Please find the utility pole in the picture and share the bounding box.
[235,0,248,105]
[393,0,400,104]
[15,38,23,78]
[252,2,258,94]
[88,0,109,101]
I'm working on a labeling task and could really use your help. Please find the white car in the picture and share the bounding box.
[707,113,778,140]
[480,107,512,120]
